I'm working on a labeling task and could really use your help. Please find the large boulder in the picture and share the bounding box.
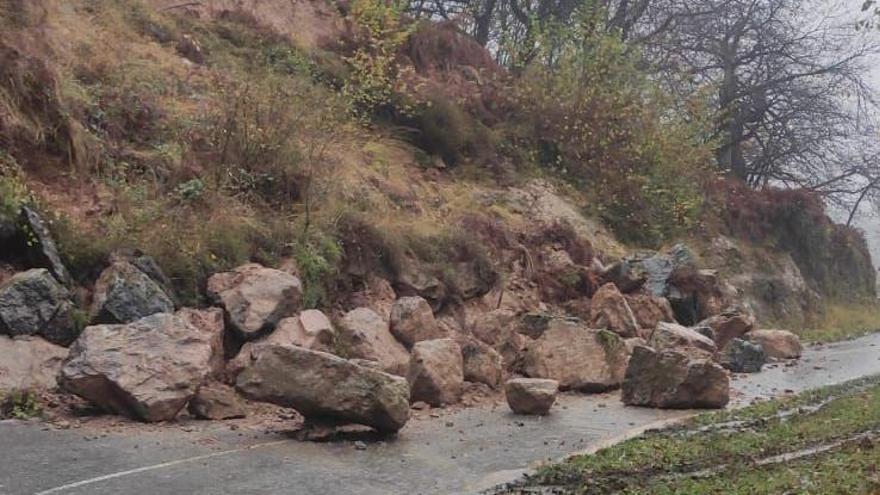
[505,378,558,415]
[625,294,675,334]
[389,296,446,348]
[207,263,302,341]
[19,205,72,287]
[472,308,518,345]
[747,329,803,359]
[110,250,177,305]
[522,320,628,391]
[188,382,246,420]
[0,336,67,393]
[176,307,226,378]
[338,307,409,376]
[622,345,729,409]
[697,310,756,350]
[407,338,464,406]
[589,283,639,338]
[648,322,717,359]
[460,337,504,388]
[59,313,214,422]
[719,338,766,373]
[90,261,175,325]
[236,344,410,433]
[0,269,77,346]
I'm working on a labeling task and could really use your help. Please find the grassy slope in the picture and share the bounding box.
[498,376,880,494]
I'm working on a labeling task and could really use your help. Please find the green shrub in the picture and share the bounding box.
[0,390,41,420]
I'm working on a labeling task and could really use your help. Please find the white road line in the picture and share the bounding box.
[33,439,291,494]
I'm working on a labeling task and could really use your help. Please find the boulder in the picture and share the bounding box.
[496,331,532,373]
[589,283,639,338]
[188,383,246,420]
[348,275,397,320]
[0,336,67,393]
[110,250,177,305]
[622,345,729,409]
[648,322,717,359]
[460,338,504,388]
[0,269,78,346]
[719,338,766,373]
[747,329,803,359]
[389,296,446,348]
[19,205,72,287]
[625,294,675,334]
[90,261,175,325]
[697,310,756,349]
[176,307,226,378]
[207,263,303,341]
[505,378,558,415]
[59,313,214,422]
[338,307,409,376]
[472,308,517,345]
[407,338,464,406]
[236,344,410,433]
[394,260,447,310]
[522,320,628,391]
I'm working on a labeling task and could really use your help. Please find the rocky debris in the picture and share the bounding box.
[496,331,533,372]
[390,296,446,348]
[447,260,496,300]
[622,345,729,409]
[609,244,696,297]
[176,307,226,378]
[697,310,756,349]
[110,250,177,306]
[648,322,717,359]
[719,338,766,373]
[692,325,716,341]
[207,263,303,341]
[59,313,214,422]
[505,378,558,415]
[0,336,67,393]
[348,275,397,320]
[518,313,555,340]
[589,283,639,338]
[459,337,504,388]
[599,260,647,293]
[188,383,246,420]
[338,307,409,376]
[666,268,735,324]
[394,260,447,310]
[407,338,464,406]
[522,320,628,391]
[236,344,410,433]
[90,261,175,325]
[0,268,77,346]
[19,205,73,287]
[625,294,675,334]
[472,308,517,345]
[747,329,803,359]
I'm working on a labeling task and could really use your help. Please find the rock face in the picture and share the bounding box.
[648,322,717,359]
[460,338,503,388]
[747,329,803,359]
[622,345,729,409]
[589,283,639,338]
[176,307,226,378]
[719,338,766,373]
[0,336,68,393]
[19,205,72,287]
[0,269,77,346]
[625,294,675,333]
[188,383,246,420]
[207,263,303,341]
[338,307,409,376]
[236,344,410,433]
[90,261,175,325]
[697,310,756,350]
[389,296,446,348]
[407,338,464,406]
[59,313,214,422]
[522,320,628,391]
[505,378,558,415]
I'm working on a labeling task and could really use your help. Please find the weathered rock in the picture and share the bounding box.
[505,378,558,415]
[394,260,447,310]
[338,307,409,376]
[447,260,496,300]
[59,313,214,422]
[0,336,67,393]
[207,263,303,341]
[622,345,729,409]
[0,269,77,346]
[747,329,803,359]
[590,283,639,338]
[176,307,226,378]
[348,275,397,320]
[390,296,446,348]
[472,308,517,345]
[648,322,717,359]
[625,294,675,335]
[236,344,410,433]
[667,268,735,324]
[90,261,175,325]
[188,382,246,420]
[697,310,756,350]
[496,331,532,373]
[518,313,555,340]
[407,338,464,406]
[19,205,72,287]
[719,338,765,373]
[460,338,504,388]
[522,320,628,391]
[110,250,177,306]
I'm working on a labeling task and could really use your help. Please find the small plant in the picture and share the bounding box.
[0,390,42,420]
[175,178,205,202]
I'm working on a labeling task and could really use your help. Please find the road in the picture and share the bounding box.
[2,333,880,495]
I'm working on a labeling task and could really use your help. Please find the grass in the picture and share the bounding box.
[498,375,880,494]
[798,302,880,343]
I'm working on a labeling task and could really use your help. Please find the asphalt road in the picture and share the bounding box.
[3,333,880,495]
